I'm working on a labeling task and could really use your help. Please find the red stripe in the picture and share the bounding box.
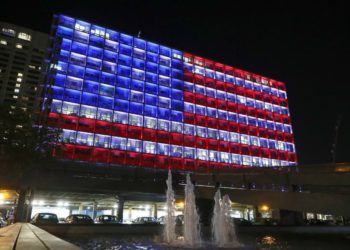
[183,91,291,124]
[47,112,296,161]
[53,143,296,170]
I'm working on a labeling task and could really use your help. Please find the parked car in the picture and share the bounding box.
[157,216,165,224]
[132,217,159,225]
[95,215,119,224]
[30,213,59,225]
[65,214,94,224]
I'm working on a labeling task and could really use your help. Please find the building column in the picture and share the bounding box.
[25,189,34,222]
[92,201,98,219]
[117,197,124,223]
[14,189,27,222]
[79,204,84,214]
[69,206,73,215]
[153,203,158,219]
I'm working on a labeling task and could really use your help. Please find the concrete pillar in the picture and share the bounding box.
[153,203,158,219]
[117,197,124,223]
[111,208,115,216]
[14,189,27,222]
[92,201,98,219]
[254,205,262,223]
[69,207,73,215]
[25,189,34,222]
[78,204,84,214]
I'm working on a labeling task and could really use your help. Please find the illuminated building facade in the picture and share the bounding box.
[43,14,297,170]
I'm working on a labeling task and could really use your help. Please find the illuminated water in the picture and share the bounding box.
[212,190,240,248]
[183,174,201,247]
[163,170,176,244]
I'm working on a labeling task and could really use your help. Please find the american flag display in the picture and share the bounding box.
[43,14,297,170]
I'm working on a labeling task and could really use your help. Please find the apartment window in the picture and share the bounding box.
[18,32,31,41]
[158,119,170,131]
[252,157,261,167]
[220,152,230,163]
[129,114,143,126]
[250,136,260,147]
[184,147,195,159]
[230,132,239,143]
[240,135,250,145]
[171,122,183,133]
[127,139,142,152]
[232,154,241,165]
[62,102,79,115]
[94,134,111,148]
[157,143,169,155]
[0,40,7,45]
[113,111,128,124]
[15,44,23,49]
[143,141,157,154]
[196,126,207,138]
[96,108,113,121]
[144,117,157,129]
[76,132,94,146]
[171,145,183,157]
[61,129,76,144]
[208,129,218,139]
[184,124,195,135]
[111,136,126,150]
[242,155,251,166]
[208,151,218,162]
[197,149,208,161]
[219,131,229,141]
[79,105,96,119]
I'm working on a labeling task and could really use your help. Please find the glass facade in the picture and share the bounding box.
[43,14,297,170]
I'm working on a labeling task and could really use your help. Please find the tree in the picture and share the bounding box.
[0,105,61,166]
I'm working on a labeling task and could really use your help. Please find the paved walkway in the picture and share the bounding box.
[0,223,80,250]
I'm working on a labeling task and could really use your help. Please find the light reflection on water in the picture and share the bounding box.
[68,233,350,250]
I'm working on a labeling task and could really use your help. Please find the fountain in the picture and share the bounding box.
[212,189,240,248]
[163,170,176,243]
[183,174,201,247]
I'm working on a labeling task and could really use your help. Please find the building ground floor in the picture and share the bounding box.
[0,189,347,226]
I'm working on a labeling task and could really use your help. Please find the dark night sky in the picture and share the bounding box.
[1,0,349,165]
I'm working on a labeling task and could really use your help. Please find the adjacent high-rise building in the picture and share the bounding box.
[0,22,48,113]
[43,14,297,170]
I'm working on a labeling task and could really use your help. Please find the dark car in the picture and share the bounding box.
[65,214,94,224]
[95,215,119,224]
[233,218,253,226]
[31,213,59,225]
[132,217,159,225]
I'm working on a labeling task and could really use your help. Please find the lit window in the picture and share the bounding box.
[111,137,126,150]
[17,73,23,77]
[158,119,170,131]
[15,84,21,88]
[76,132,94,146]
[94,134,111,148]
[157,143,170,155]
[196,126,207,138]
[184,124,195,135]
[127,139,142,152]
[240,135,250,145]
[1,28,15,37]
[14,89,20,93]
[196,149,208,161]
[171,122,182,133]
[15,43,22,49]
[230,132,240,143]
[232,154,241,165]
[0,40,7,45]
[16,78,22,82]
[262,158,271,167]
[252,157,261,167]
[61,129,76,144]
[28,65,36,69]
[80,105,96,119]
[143,141,156,154]
[171,145,183,157]
[13,95,18,99]
[183,147,195,159]
[17,32,31,41]
[220,152,230,163]
[129,114,143,126]
[242,155,251,166]
[144,117,157,129]
[208,150,218,162]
